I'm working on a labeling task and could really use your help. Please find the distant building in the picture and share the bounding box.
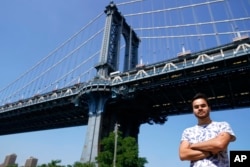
[24,157,38,167]
[0,153,17,167]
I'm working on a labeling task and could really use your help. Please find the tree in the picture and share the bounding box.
[37,160,63,167]
[6,165,18,167]
[38,160,95,167]
[96,131,148,167]
[71,161,96,167]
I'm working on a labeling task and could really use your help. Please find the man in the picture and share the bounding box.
[179,93,236,167]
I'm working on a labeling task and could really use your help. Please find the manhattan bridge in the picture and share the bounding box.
[0,0,250,163]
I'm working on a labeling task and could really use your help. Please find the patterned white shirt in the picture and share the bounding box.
[181,121,236,167]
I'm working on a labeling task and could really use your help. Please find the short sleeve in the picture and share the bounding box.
[181,128,191,142]
[220,121,236,142]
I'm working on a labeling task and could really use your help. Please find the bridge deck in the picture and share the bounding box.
[0,40,249,135]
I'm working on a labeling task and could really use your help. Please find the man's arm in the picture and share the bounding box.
[179,140,211,161]
[190,132,234,154]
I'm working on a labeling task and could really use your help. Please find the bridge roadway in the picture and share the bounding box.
[0,38,249,135]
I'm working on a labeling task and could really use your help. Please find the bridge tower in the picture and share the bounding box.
[95,1,140,78]
[81,2,140,163]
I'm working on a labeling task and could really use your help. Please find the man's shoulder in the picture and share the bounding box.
[211,121,236,141]
[183,125,198,131]
[211,121,230,126]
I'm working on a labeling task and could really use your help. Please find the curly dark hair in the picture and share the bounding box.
[191,93,211,107]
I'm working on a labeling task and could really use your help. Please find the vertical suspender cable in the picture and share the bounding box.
[168,3,174,58]
[176,0,183,54]
[139,0,143,64]
[239,0,249,35]
[224,0,237,38]
[207,0,220,46]
[190,0,204,51]
[150,0,156,63]
[162,0,170,60]
[179,1,189,54]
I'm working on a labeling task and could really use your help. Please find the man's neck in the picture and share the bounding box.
[198,117,212,125]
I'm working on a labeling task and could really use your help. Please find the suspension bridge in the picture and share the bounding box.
[0,0,250,164]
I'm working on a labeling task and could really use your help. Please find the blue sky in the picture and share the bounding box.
[1,109,249,167]
[0,0,250,167]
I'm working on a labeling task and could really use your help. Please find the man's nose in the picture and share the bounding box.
[198,106,203,110]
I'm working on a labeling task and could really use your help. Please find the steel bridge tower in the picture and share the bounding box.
[95,2,140,78]
[81,2,140,163]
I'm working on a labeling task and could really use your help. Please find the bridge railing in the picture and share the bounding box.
[110,41,250,86]
[0,84,84,113]
[0,79,111,113]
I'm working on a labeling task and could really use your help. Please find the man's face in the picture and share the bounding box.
[192,98,210,119]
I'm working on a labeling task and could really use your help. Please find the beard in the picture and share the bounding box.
[194,110,210,119]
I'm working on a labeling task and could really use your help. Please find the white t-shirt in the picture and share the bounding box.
[181,121,236,167]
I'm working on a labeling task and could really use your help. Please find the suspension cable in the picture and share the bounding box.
[124,0,224,17]
[140,30,250,39]
[134,17,250,31]
[0,12,104,94]
[3,27,104,101]
[117,0,144,6]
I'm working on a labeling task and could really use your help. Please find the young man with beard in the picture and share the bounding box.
[179,93,236,167]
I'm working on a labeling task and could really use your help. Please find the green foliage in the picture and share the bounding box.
[96,131,148,167]
[37,160,64,167]
[35,131,148,167]
[38,160,96,167]
[6,164,18,167]
[72,161,96,167]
